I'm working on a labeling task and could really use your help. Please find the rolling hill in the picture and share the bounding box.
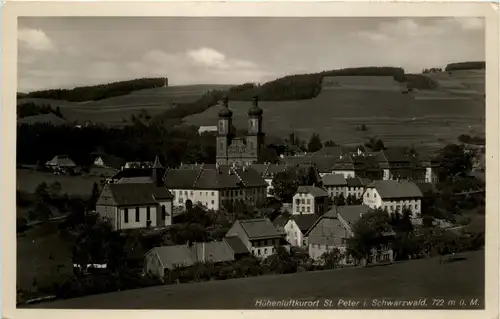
[184,70,485,151]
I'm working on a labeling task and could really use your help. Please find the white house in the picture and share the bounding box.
[362,180,423,218]
[198,125,218,135]
[292,185,329,215]
[96,182,174,230]
[164,163,268,211]
[225,218,290,259]
[282,214,320,247]
[345,177,369,199]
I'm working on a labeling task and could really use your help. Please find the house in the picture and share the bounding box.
[223,236,251,259]
[225,218,290,259]
[164,163,268,211]
[331,155,356,178]
[45,155,77,172]
[96,160,173,230]
[124,161,154,169]
[272,214,290,234]
[144,241,235,278]
[283,214,320,247]
[108,168,153,184]
[198,125,218,135]
[322,173,347,198]
[251,163,288,197]
[346,177,370,199]
[292,185,329,215]
[91,151,125,170]
[306,205,394,265]
[362,180,423,218]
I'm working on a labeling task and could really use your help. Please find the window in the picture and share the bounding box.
[124,209,129,223]
[307,207,310,213]
[179,198,184,204]
[301,199,305,204]
[184,191,188,196]
[414,204,418,209]
[258,249,261,255]
[211,191,214,196]
[268,239,272,246]
[146,207,151,221]
[162,205,166,220]
[190,191,193,196]
[264,248,267,255]
[135,207,140,222]
[295,199,300,205]
[211,200,214,205]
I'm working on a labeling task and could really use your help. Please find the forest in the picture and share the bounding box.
[445,61,486,72]
[17,102,65,119]
[21,78,167,102]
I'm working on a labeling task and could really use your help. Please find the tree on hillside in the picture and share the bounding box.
[346,209,393,265]
[307,133,323,153]
[324,140,337,147]
[437,144,473,180]
[365,137,385,151]
[271,169,300,202]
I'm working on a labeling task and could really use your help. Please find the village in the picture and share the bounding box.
[14,93,486,307]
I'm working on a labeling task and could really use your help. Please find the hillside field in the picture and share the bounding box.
[16,169,104,196]
[32,250,484,309]
[17,84,233,126]
[186,72,484,151]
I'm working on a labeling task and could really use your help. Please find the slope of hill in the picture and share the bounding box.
[32,250,484,309]
[17,85,233,126]
[184,70,485,151]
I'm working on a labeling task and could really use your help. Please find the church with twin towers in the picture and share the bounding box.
[216,96,265,166]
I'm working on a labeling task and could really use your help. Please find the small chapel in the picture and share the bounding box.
[216,96,265,165]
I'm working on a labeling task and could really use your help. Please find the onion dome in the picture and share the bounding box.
[218,97,233,118]
[248,96,263,116]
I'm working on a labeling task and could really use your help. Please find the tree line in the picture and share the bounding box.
[21,78,167,102]
[445,61,485,72]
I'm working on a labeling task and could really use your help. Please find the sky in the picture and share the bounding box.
[18,17,485,93]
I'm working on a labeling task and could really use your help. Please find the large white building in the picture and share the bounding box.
[362,180,423,218]
[163,163,268,211]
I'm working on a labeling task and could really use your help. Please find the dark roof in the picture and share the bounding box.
[333,155,355,170]
[192,241,235,263]
[238,218,283,240]
[306,214,349,246]
[224,236,250,254]
[291,214,320,234]
[336,205,373,227]
[150,245,196,269]
[295,185,328,197]
[322,174,347,186]
[313,146,343,158]
[111,168,152,180]
[346,177,364,187]
[272,215,290,228]
[105,183,173,206]
[416,182,436,195]
[164,164,267,190]
[369,180,423,199]
[98,155,126,169]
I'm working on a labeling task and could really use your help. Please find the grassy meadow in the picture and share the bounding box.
[18,84,233,126]
[33,250,484,309]
[185,72,485,152]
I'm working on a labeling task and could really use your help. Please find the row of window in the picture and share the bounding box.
[253,239,279,247]
[177,198,215,206]
[310,240,346,248]
[177,190,215,197]
[174,188,265,199]
[295,198,311,205]
[295,206,311,213]
[383,204,418,212]
[123,205,168,223]
[252,247,276,256]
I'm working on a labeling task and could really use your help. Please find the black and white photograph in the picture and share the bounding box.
[2,1,499,316]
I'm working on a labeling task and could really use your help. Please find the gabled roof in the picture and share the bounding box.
[192,241,235,263]
[368,180,423,199]
[295,185,328,198]
[346,177,365,187]
[272,215,290,228]
[332,155,355,170]
[117,177,154,184]
[149,245,196,269]
[111,168,152,180]
[322,173,347,186]
[313,146,343,158]
[46,155,76,167]
[289,214,320,234]
[336,205,373,227]
[164,164,267,190]
[100,183,173,206]
[152,156,163,169]
[306,213,349,246]
[224,236,250,254]
[237,218,283,240]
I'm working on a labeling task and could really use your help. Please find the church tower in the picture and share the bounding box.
[216,97,233,165]
[152,155,165,186]
[245,96,265,163]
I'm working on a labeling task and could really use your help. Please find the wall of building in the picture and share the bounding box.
[119,205,157,230]
[226,222,251,251]
[144,251,164,278]
[325,185,346,198]
[284,220,307,247]
[331,170,355,178]
[292,193,315,215]
[250,238,283,259]
[158,200,173,226]
[171,189,220,210]
[381,199,421,218]
[362,188,383,209]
